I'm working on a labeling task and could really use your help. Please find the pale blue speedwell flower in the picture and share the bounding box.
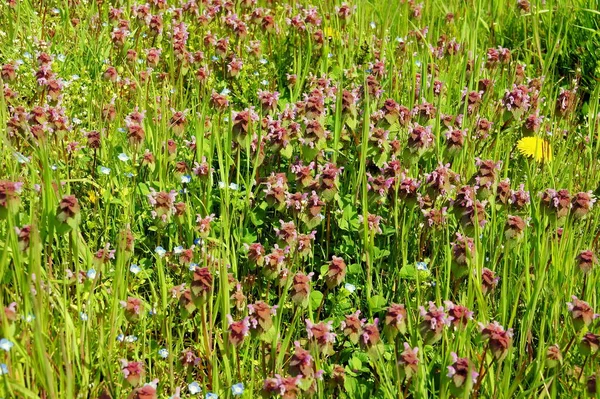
[0,339,14,352]
[188,381,201,395]
[344,283,356,293]
[158,348,169,358]
[118,153,130,162]
[231,383,244,395]
[155,246,166,257]
[130,264,141,274]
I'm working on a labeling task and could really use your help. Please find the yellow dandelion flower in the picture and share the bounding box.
[517,136,552,162]
[88,190,98,204]
[324,26,341,40]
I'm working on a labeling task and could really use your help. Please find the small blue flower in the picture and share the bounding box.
[220,88,231,95]
[117,334,125,342]
[118,153,130,162]
[80,312,88,321]
[259,58,268,65]
[194,238,203,246]
[125,335,138,343]
[416,261,428,271]
[181,175,192,184]
[189,263,198,271]
[188,381,201,395]
[344,283,356,293]
[0,339,14,352]
[57,54,66,62]
[158,348,169,358]
[231,383,244,395]
[51,164,58,170]
[370,21,376,29]
[124,172,135,178]
[117,127,126,133]
[260,79,268,86]
[211,56,219,61]
[0,363,8,375]
[13,152,30,163]
[25,313,35,323]
[415,60,422,68]
[99,166,111,175]
[86,268,97,279]
[173,246,184,254]
[155,246,166,257]
[23,52,32,59]
[130,264,141,274]
[205,393,218,399]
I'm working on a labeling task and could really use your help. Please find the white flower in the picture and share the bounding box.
[99,166,111,175]
[229,182,238,190]
[130,264,141,274]
[125,335,138,343]
[370,21,376,29]
[57,54,66,62]
[188,382,201,395]
[86,269,97,279]
[80,312,88,321]
[158,348,169,358]
[231,383,244,395]
[0,363,8,375]
[344,283,356,293]
[259,58,268,64]
[118,153,130,162]
[220,88,231,95]
[261,79,268,86]
[13,152,30,163]
[155,246,166,257]
[181,175,191,184]
[0,339,14,352]
[416,261,428,271]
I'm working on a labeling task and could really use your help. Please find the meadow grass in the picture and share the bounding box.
[0,0,599,398]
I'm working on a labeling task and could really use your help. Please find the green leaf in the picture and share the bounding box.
[349,356,362,371]
[398,263,417,280]
[348,263,362,275]
[368,295,387,312]
[309,290,324,309]
[280,144,294,159]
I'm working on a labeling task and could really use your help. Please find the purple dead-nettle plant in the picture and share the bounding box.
[419,302,453,344]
